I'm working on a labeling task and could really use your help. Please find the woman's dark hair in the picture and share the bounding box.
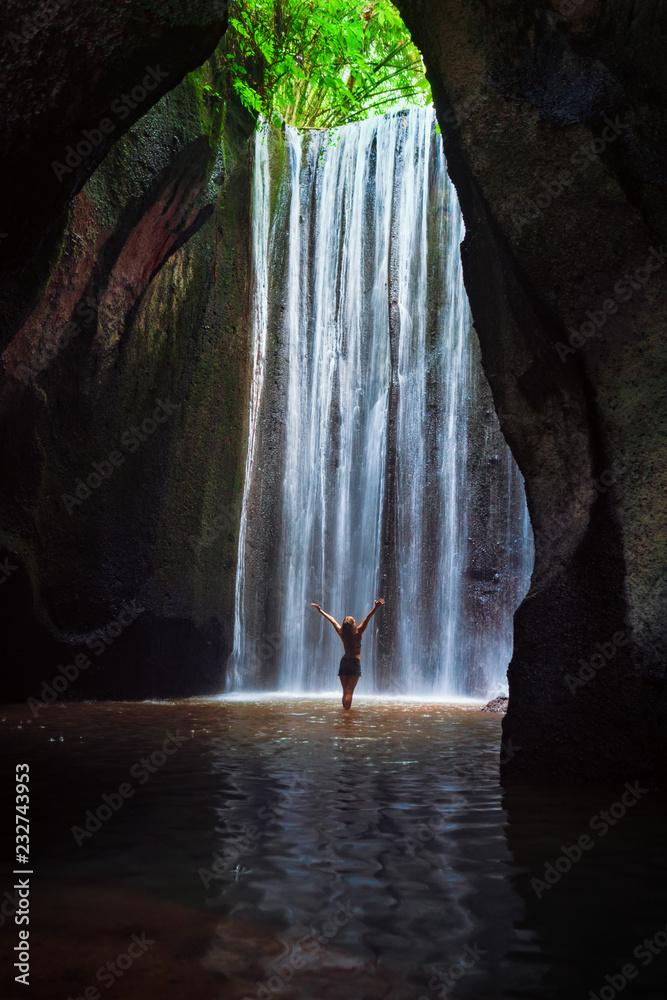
[341,616,357,643]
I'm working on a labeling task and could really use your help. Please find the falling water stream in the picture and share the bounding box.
[228,107,533,696]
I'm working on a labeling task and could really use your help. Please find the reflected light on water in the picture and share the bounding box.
[212,692,487,706]
[1,698,665,999]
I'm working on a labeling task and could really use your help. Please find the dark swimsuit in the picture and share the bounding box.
[339,639,361,677]
[338,657,361,676]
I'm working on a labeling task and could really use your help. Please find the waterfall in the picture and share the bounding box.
[226,107,533,696]
[226,125,271,692]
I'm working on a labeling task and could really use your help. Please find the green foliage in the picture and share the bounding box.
[219,0,431,129]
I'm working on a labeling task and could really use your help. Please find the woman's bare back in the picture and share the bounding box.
[311,598,385,709]
[341,627,362,659]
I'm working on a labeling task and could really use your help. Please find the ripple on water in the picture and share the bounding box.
[1,698,666,999]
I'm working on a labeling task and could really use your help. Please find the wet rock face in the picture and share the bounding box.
[0,0,228,338]
[0,5,256,704]
[480,696,508,714]
[0,57,255,701]
[395,0,667,779]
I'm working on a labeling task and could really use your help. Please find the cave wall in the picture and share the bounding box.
[0,0,230,342]
[462,333,534,697]
[395,0,667,779]
[0,49,255,701]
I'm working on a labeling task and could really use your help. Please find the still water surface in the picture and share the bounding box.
[0,697,665,999]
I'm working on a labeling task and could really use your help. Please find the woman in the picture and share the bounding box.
[311,598,385,709]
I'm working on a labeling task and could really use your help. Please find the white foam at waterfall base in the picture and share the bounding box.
[210,692,486,707]
[226,107,533,699]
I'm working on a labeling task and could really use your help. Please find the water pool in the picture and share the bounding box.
[1,697,665,999]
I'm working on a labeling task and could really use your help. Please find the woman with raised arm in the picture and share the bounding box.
[310,598,385,709]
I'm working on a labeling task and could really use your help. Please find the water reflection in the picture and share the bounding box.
[0,698,664,999]
[196,697,543,998]
[502,778,667,1000]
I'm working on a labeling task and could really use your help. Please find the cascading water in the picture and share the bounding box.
[226,125,271,693]
[227,106,533,696]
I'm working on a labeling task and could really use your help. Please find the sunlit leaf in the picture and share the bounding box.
[223,0,432,129]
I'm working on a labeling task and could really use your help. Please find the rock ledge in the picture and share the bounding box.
[480,696,508,714]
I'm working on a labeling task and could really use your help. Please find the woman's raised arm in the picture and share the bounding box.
[358,597,385,634]
[311,603,342,635]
